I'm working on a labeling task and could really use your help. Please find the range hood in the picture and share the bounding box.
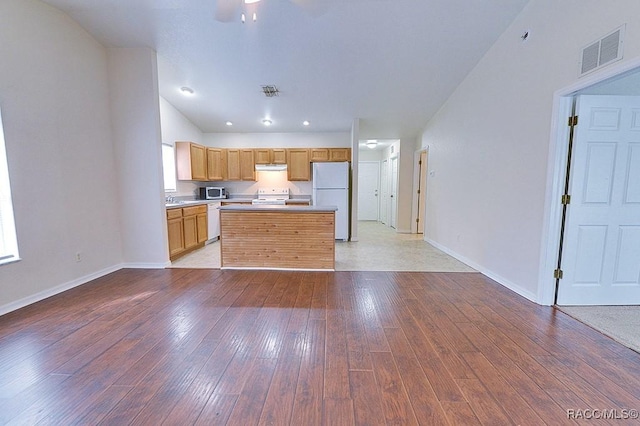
[255,164,287,171]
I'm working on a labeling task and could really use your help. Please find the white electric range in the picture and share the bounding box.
[251,188,290,205]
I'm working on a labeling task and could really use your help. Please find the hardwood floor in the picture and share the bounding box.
[1,268,639,425]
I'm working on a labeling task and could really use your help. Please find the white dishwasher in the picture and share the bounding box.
[207,201,221,243]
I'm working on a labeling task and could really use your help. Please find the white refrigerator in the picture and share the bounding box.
[313,161,349,240]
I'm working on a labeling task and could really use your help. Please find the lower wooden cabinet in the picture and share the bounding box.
[166,205,208,261]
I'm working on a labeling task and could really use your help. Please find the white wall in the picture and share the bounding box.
[0,0,123,313]
[159,97,203,197]
[420,0,640,302]
[108,47,168,267]
[204,132,350,149]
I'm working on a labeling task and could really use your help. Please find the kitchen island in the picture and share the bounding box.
[219,204,337,270]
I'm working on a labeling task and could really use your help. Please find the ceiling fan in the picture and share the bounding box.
[214,0,327,22]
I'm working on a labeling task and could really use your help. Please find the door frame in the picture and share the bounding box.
[538,56,640,306]
[411,147,429,234]
[389,156,399,229]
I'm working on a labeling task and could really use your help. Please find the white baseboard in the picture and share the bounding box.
[0,263,127,316]
[122,261,171,269]
[425,238,538,304]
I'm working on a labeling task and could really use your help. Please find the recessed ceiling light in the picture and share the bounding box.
[225,121,233,126]
[303,120,310,126]
[244,0,260,3]
[180,86,194,95]
[262,119,272,126]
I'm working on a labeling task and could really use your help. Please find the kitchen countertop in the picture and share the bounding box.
[165,200,220,208]
[166,197,312,208]
[218,204,336,212]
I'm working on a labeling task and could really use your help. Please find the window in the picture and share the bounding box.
[0,107,19,265]
[162,143,177,192]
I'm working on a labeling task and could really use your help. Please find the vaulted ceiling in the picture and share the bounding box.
[42,0,529,139]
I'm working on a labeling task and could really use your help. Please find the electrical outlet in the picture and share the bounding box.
[75,252,82,262]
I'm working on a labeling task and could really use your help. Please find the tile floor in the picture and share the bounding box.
[169,220,475,272]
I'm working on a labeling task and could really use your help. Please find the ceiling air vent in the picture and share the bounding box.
[261,85,279,97]
[579,25,625,77]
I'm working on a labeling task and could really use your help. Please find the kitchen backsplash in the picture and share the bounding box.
[170,170,312,198]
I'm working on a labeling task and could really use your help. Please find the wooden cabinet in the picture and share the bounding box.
[176,142,207,181]
[207,148,226,181]
[197,211,208,244]
[167,209,184,258]
[272,148,287,164]
[255,148,287,164]
[310,148,329,162]
[287,148,311,181]
[226,149,241,180]
[166,205,207,261]
[240,149,256,181]
[183,215,198,250]
[329,148,351,162]
[310,147,351,162]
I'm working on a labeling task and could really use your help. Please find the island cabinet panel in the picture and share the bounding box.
[220,210,335,269]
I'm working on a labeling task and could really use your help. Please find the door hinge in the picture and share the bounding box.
[419,160,422,165]
[568,115,578,126]
[561,194,571,205]
[416,218,419,223]
[417,189,421,194]
[554,269,564,279]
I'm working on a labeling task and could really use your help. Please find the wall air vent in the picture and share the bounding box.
[261,85,280,97]
[579,25,625,77]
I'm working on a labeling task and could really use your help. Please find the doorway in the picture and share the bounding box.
[556,95,640,305]
[415,149,428,234]
[358,162,380,221]
[540,57,640,307]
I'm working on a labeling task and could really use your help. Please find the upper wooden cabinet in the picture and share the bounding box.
[176,141,207,181]
[309,148,351,162]
[240,149,256,181]
[226,149,241,181]
[255,148,287,164]
[329,148,351,162]
[287,148,310,181]
[207,148,226,181]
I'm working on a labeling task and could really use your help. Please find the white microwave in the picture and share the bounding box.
[199,187,226,200]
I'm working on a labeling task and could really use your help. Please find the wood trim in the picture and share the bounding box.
[220,210,335,269]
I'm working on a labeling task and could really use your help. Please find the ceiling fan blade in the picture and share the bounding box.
[289,0,330,17]
[215,0,242,22]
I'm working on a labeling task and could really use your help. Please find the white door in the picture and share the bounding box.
[358,162,380,221]
[380,160,389,225]
[557,95,640,305]
[390,157,398,229]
